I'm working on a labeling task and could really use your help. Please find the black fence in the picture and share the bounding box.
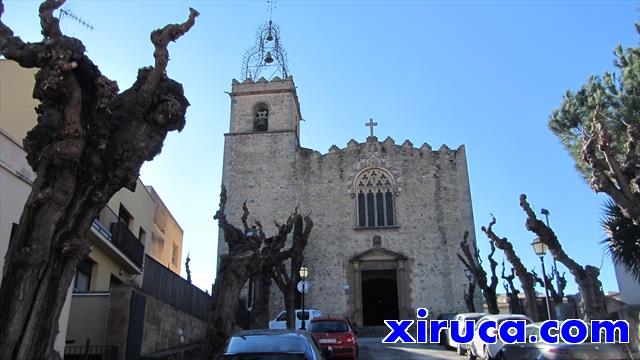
[142,254,210,320]
[64,345,118,360]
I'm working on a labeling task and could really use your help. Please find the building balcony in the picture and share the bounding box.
[90,206,144,274]
[109,222,144,268]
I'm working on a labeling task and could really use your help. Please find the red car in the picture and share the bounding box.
[309,317,359,359]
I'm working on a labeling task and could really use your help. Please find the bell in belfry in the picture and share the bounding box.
[264,51,274,64]
[254,109,269,131]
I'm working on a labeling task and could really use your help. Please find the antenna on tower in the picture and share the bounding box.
[267,0,276,22]
[58,7,94,31]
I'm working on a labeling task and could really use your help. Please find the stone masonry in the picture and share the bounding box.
[218,76,482,327]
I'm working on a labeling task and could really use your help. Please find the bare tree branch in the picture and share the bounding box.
[519,194,607,320]
[482,215,539,320]
[457,231,499,314]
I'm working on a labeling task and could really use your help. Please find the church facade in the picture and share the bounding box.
[217,76,480,326]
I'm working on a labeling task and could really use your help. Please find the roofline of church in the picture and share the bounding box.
[299,135,466,159]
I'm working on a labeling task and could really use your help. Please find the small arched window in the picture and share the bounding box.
[253,103,269,132]
[355,168,396,227]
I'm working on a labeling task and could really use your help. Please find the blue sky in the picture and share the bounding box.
[3,1,638,295]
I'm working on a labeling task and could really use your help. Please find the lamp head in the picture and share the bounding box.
[299,266,309,279]
[531,237,548,256]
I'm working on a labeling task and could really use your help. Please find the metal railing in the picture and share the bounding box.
[110,222,144,267]
[91,205,144,268]
[142,255,210,320]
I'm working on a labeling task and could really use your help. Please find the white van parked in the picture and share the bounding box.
[268,309,322,330]
[446,312,486,355]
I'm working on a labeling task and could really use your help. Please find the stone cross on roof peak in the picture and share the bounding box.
[365,118,378,137]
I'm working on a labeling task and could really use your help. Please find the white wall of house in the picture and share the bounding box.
[615,262,640,305]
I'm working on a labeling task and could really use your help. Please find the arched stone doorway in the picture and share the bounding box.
[348,247,410,327]
[361,270,399,325]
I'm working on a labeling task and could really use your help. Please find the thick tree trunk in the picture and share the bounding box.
[0,2,197,359]
[250,273,272,329]
[200,188,261,359]
[284,281,297,329]
[201,254,255,358]
[520,194,608,320]
[482,217,540,321]
[273,262,298,329]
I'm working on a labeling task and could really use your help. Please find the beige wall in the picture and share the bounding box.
[0,60,37,141]
[85,233,133,291]
[107,179,156,249]
[146,186,184,274]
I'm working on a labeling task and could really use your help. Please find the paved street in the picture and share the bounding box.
[358,337,467,360]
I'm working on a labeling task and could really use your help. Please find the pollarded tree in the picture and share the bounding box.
[464,274,477,313]
[457,231,500,314]
[481,216,539,321]
[520,194,607,320]
[250,209,313,329]
[548,26,640,225]
[501,262,523,315]
[201,187,262,359]
[271,212,313,329]
[201,187,314,357]
[0,1,198,359]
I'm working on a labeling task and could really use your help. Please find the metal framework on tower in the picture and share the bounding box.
[241,2,289,80]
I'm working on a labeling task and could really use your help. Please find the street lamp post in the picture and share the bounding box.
[540,208,562,296]
[532,237,553,320]
[299,265,309,330]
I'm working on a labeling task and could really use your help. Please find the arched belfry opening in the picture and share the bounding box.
[348,247,410,327]
[253,103,269,132]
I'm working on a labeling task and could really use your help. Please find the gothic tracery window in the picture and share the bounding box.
[355,168,396,227]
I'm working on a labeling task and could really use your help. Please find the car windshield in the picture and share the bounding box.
[226,335,309,354]
[310,321,349,333]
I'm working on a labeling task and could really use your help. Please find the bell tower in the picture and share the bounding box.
[228,77,302,139]
[219,17,302,253]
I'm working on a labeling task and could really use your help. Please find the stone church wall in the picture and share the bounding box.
[218,77,482,326]
[283,137,479,322]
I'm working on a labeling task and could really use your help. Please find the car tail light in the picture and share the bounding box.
[547,348,569,355]
[342,334,354,343]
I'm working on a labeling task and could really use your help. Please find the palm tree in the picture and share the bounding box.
[601,199,640,281]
